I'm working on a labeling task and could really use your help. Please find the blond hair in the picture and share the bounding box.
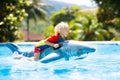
[54,22,69,33]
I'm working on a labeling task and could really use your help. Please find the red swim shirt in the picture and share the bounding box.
[46,34,60,43]
[34,34,62,53]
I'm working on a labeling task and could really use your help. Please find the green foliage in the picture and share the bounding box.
[107,18,120,40]
[70,12,109,41]
[0,0,48,42]
[0,0,30,42]
[22,0,48,41]
[51,6,79,26]
[24,0,48,24]
[45,6,110,41]
[94,0,120,40]
[43,25,54,38]
[29,21,50,34]
[109,27,120,41]
[94,0,120,22]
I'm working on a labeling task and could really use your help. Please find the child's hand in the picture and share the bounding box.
[53,43,63,50]
[53,44,59,48]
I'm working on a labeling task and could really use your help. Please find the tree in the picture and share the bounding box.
[94,0,120,40]
[70,12,109,41]
[23,0,48,41]
[51,6,79,26]
[94,0,120,23]
[0,0,28,42]
[45,6,110,41]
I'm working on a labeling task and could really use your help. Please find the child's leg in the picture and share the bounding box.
[33,46,42,61]
[12,51,24,59]
[26,52,40,61]
[34,52,40,61]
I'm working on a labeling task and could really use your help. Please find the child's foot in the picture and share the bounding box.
[12,51,23,59]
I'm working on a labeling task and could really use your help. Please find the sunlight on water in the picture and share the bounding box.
[0,43,120,80]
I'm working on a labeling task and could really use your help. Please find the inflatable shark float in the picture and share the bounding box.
[6,40,95,63]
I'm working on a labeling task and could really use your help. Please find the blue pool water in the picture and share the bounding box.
[0,42,120,80]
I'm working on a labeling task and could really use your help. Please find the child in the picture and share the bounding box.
[13,22,69,61]
[33,22,69,61]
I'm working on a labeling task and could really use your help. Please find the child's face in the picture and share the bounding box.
[59,28,69,37]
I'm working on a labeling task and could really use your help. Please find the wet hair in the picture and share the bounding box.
[54,22,69,33]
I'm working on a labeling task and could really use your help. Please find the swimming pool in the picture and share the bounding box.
[0,42,120,80]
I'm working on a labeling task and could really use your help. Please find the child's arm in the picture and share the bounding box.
[44,40,59,48]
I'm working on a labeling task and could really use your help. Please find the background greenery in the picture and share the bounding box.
[0,0,120,42]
